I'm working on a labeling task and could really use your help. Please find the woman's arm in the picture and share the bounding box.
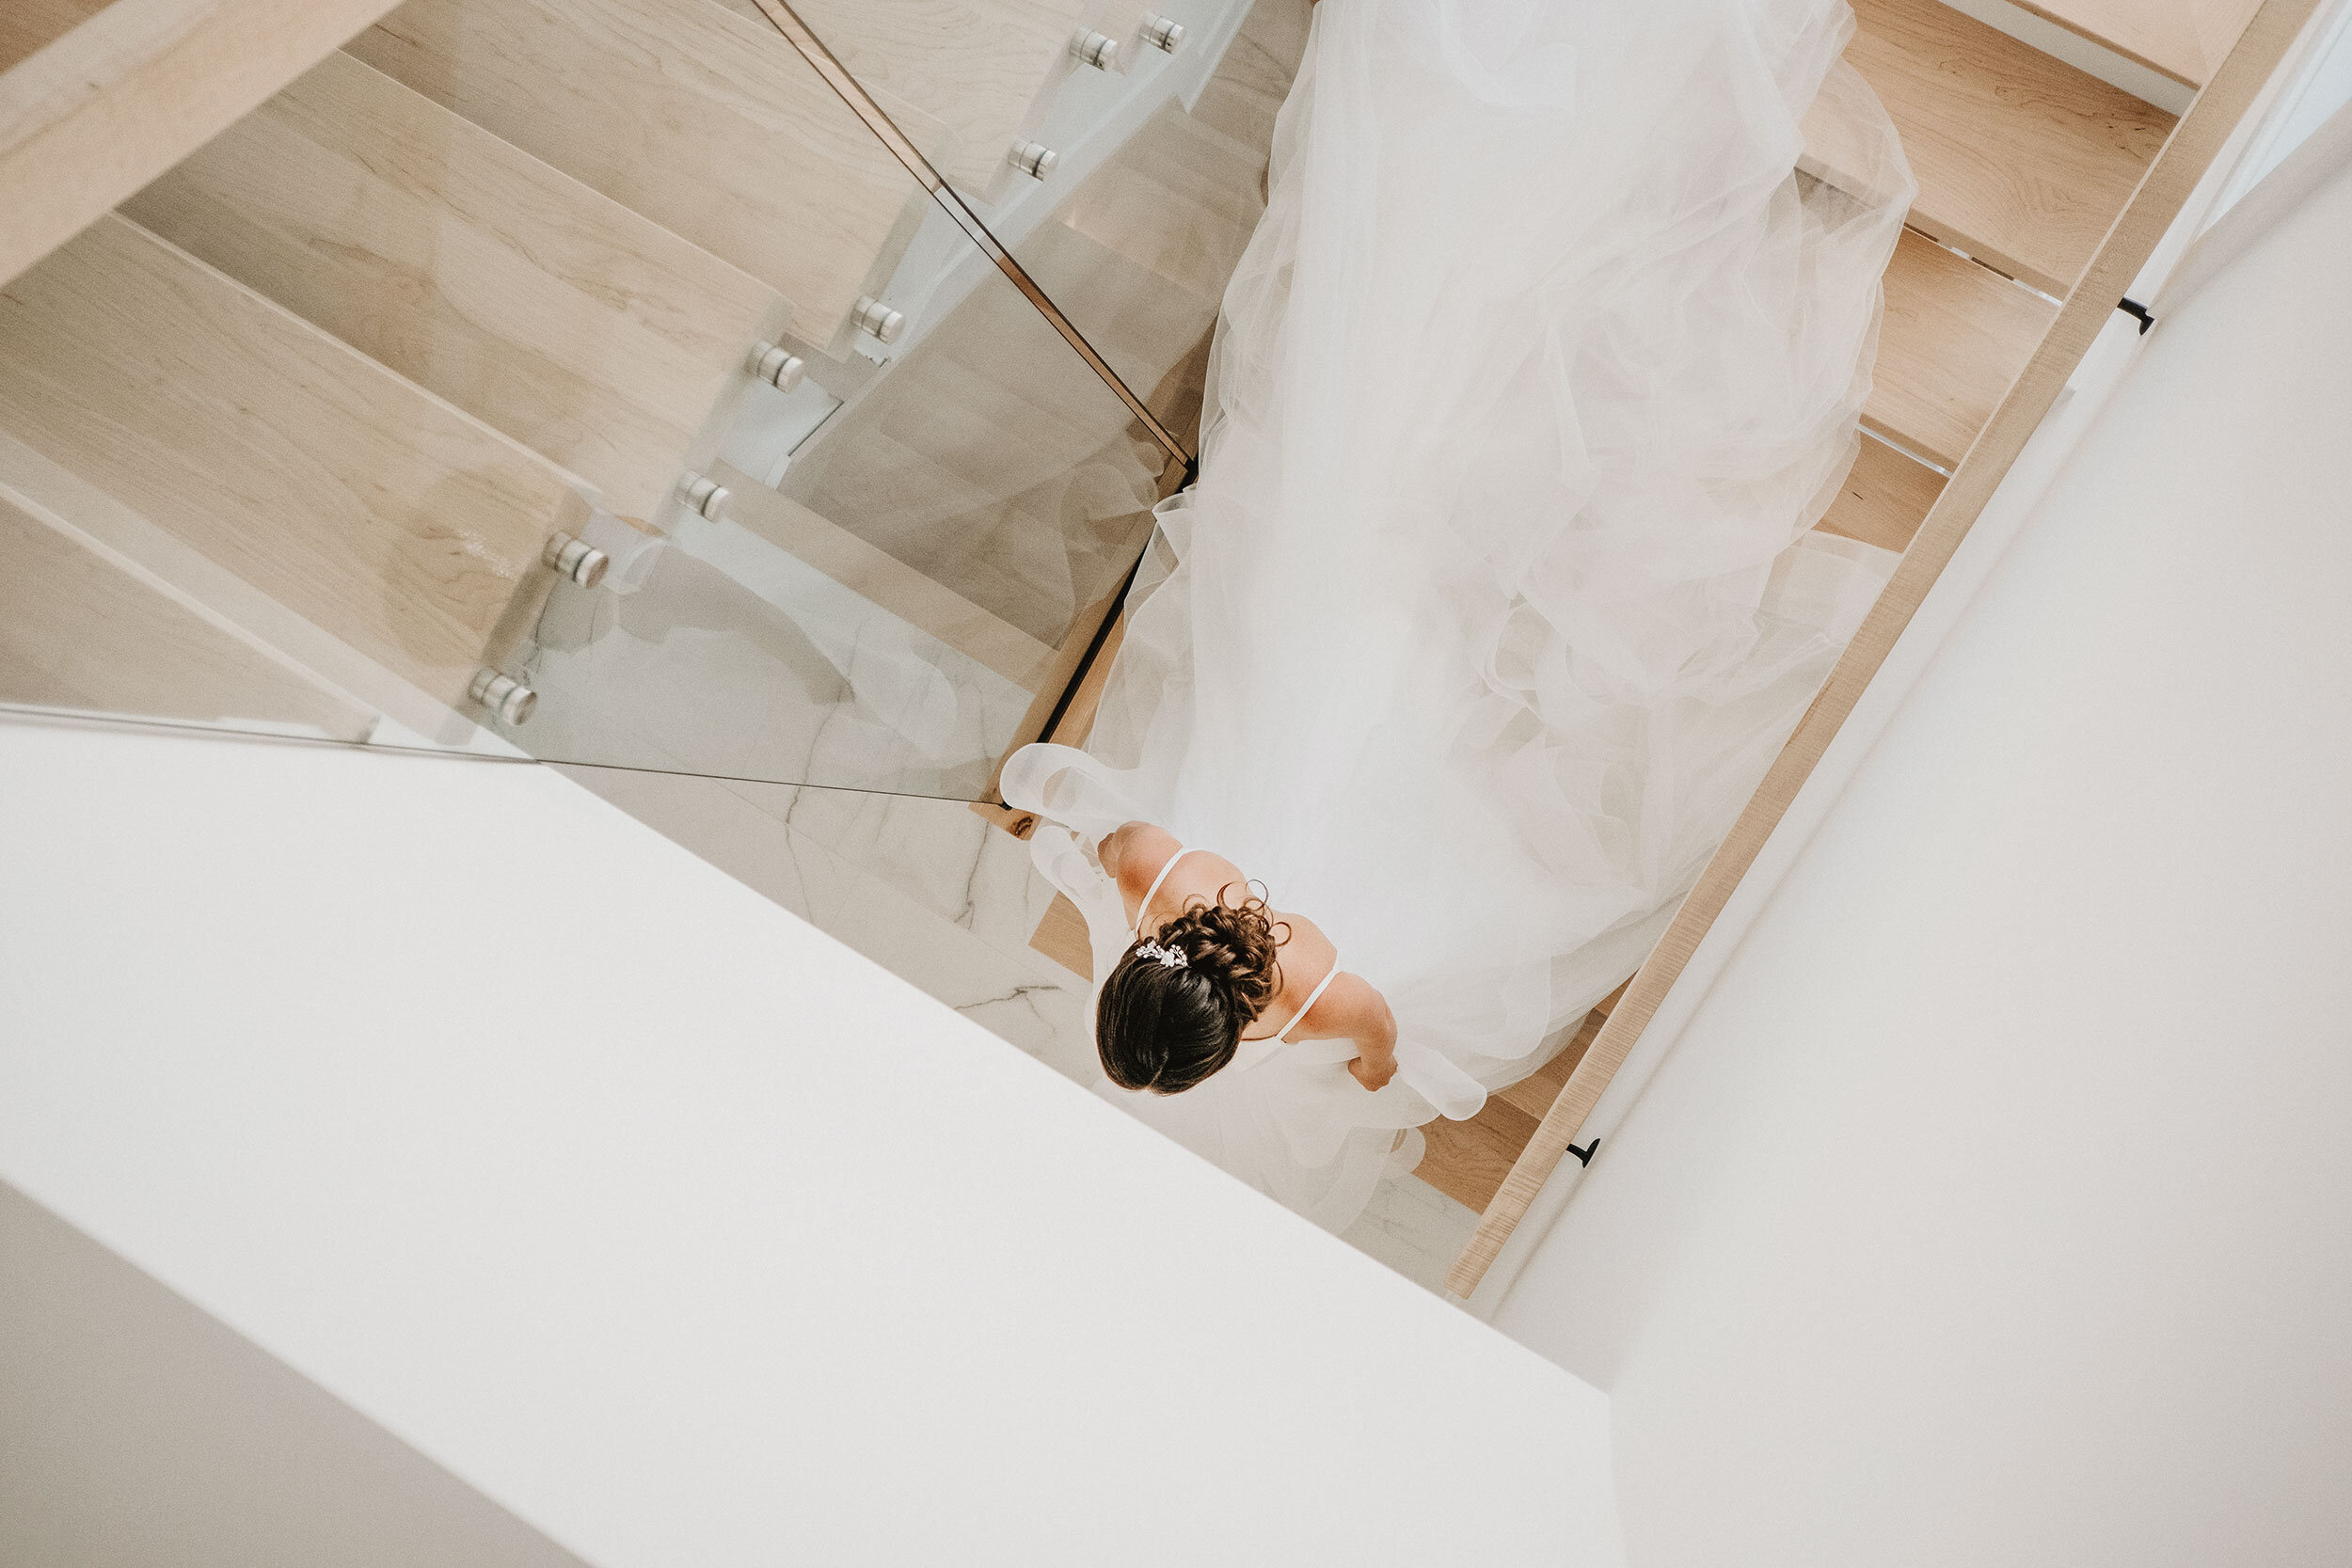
[1312,974,1399,1091]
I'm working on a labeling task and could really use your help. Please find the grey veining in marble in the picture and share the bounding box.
[522,508,1033,800]
[720,780,1059,964]
[551,761,1094,1085]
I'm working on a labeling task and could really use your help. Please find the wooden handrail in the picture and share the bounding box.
[1446,0,2327,1298]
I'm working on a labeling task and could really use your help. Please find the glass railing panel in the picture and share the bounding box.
[507,38,1184,800]
[3,0,1192,792]
[994,0,1294,447]
[776,0,1288,451]
[0,472,510,756]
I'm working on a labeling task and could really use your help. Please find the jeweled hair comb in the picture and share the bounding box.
[1136,939,1188,970]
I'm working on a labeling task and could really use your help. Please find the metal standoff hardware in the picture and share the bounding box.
[469,668,538,726]
[1141,14,1186,52]
[542,531,610,589]
[1007,140,1059,180]
[851,295,906,344]
[746,341,807,392]
[678,471,730,520]
[1070,28,1120,69]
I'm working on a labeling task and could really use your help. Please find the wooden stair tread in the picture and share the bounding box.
[1030,891,1091,976]
[786,423,1104,649]
[1817,431,1947,555]
[1867,227,2057,470]
[0,0,108,75]
[1417,1098,1541,1215]
[1,0,406,288]
[712,459,1056,688]
[1832,0,2176,296]
[2008,0,2210,87]
[730,0,1093,198]
[0,479,373,739]
[1187,0,1313,155]
[124,51,789,529]
[348,0,922,347]
[0,214,590,713]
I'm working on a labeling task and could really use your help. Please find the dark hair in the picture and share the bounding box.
[1098,887,1283,1095]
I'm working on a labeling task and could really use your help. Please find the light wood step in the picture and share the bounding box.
[1015,223,1226,418]
[347,0,924,348]
[717,0,1094,200]
[0,213,593,716]
[1817,430,1947,555]
[1866,227,2057,470]
[1053,103,1266,299]
[1189,0,1315,157]
[2011,0,2259,88]
[1819,0,2177,296]
[787,422,1115,647]
[1416,1097,1541,1216]
[0,0,109,74]
[0,0,407,288]
[122,51,789,530]
[711,459,1056,688]
[1030,890,1091,976]
[0,478,373,739]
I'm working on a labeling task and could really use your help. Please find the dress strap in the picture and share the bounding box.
[1279,960,1344,1043]
[1133,844,1190,934]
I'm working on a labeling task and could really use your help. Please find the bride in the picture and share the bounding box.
[1002,0,1913,1231]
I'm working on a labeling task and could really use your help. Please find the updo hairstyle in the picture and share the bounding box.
[1097,886,1283,1095]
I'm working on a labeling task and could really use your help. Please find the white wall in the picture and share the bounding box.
[0,719,1617,1566]
[1486,113,2352,1567]
[0,1180,590,1568]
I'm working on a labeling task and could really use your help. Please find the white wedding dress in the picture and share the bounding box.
[1003,0,1913,1231]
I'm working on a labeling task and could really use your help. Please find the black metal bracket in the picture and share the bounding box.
[1566,1137,1601,1167]
[2118,297,2155,335]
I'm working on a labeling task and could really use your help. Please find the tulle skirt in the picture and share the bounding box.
[1003,0,1913,1231]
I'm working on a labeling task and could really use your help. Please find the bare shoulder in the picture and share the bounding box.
[1292,969,1392,1043]
[1101,821,1182,897]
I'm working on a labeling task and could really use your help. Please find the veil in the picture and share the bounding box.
[1002,0,1914,1231]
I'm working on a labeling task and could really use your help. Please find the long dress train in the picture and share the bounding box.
[1002,0,1914,1232]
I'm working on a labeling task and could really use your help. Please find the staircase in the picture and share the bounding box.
[0,0,2312,1279]
[0,0,1165,746]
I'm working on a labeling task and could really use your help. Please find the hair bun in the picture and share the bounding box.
[1158,892,1282,1022]
[1095,883,1286,1096]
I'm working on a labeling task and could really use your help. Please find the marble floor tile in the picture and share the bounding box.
[551,763,1095,1085]
[1338,1173,1482,1298]
[717,781,1058,967]
[523,512,1032,801]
